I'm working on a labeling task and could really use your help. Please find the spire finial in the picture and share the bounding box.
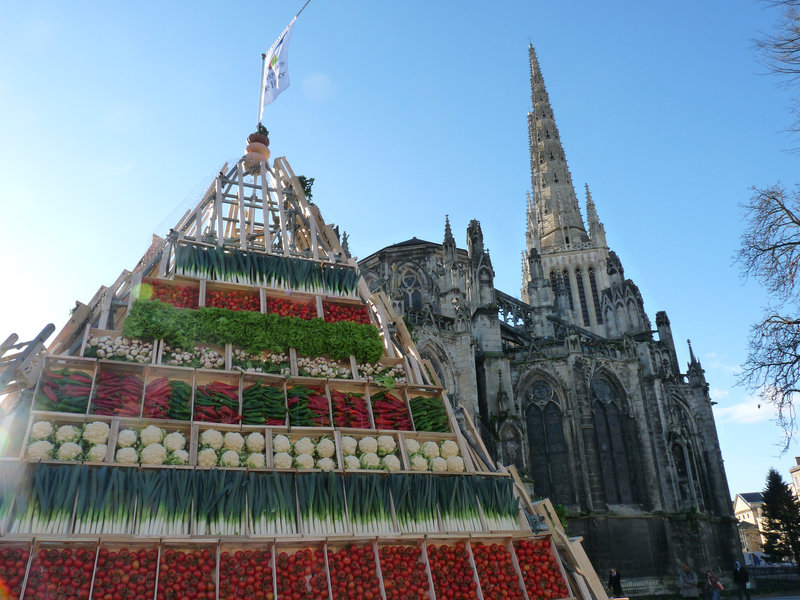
[687,339,698,364]
[444,214,454,245]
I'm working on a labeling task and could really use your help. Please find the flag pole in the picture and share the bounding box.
[257,52,267,126]
[296,0,312,17]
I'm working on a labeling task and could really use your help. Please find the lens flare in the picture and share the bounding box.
[133,282,154,300]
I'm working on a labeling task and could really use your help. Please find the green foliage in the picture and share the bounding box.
[761,468,800,572]
[553,503,570,533]
[256,123,269,136]
[298,175,314,201]
[122,300,384,363]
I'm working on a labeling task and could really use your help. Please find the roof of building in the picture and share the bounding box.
[738,492,764,504]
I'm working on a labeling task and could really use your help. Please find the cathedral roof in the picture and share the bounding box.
[385,237,439,249]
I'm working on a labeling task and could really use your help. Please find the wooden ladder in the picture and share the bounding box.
[0,323,54,397]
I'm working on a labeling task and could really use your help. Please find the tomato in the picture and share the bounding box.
[379,545,430,600]
[322,302,371,324]
[514,539,570,600]
[427,544,479,600]
[27,546,95,600]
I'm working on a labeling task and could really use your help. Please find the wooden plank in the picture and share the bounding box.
[260,162,270,253]
[237,161,247,250]
[215,175,224,246]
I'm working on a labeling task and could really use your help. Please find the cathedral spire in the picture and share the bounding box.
[585,184,607,247]
[527,44,588,252]
[443,214,456,265]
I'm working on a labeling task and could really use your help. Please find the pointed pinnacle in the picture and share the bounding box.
[444,214,455,245]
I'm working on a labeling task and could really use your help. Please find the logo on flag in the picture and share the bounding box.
[259,17,297,118]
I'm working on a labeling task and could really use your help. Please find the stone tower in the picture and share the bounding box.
[359,44,741,582]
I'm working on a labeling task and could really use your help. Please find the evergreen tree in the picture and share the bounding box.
[761,468,800,572]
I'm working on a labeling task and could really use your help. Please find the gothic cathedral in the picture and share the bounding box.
[359,46,740,580]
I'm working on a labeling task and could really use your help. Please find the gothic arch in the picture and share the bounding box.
[498,421,526,474]
[589,373,642,506]
[416,337,458,402]
[518,373,575,505]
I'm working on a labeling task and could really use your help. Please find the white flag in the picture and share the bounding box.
[259,18,297,119]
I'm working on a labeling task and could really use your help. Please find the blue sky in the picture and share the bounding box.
[1,0,798,498]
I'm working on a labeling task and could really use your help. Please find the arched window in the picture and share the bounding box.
[590,378,640,505]
[401,270,423,312]
[575,267,590,326]
[562,269,575,311]
[525,380,574,504]
[588,266,603,324]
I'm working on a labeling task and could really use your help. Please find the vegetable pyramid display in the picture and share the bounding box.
[0,132,583,600]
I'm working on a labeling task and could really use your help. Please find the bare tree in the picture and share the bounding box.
[755,0,800,145]
[738,3,800,447]
[738,185,800,446]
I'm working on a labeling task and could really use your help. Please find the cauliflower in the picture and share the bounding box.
[27,440,54,460]
[57,442,82,461]
[344,455,361,470]
[86,444,108,462]
[197,448,218,468]
[140,425,165,447]
[223,432,245,452]
[382,454,402,471]
[141,443,167,465]
[55,425,80,444]
[273,451,293,469]
[316,437,336,459]
[245,432,266,453]
[115,447,139,464]
[163,432,186,452]
[358,436,378,455]
[294,453,314,469]
[446,455,465,473]
[439,439,460,458]
[341,436,358,456]
[421,441,440,458]
[169,450,189,465]
[220,450,240,467]
[360,452,380,469]
[377,435,396,456]
[272,434,292,454]
[83,421,110,445]
[30,421,54,441]
[316,457,336,471]
[247,453,266,468]
[294,437,315,456]
[405,439,420,455]
[410,454,428,471]
[116,429,138,448]
[200,429,224,450]
[430,457,447,472]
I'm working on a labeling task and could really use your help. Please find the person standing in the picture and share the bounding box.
[732,561,751,600]
[704,571,723,600]
[679,564,700,600]
[608,568,622,597]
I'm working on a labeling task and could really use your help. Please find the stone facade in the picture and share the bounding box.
[358,45,741,580]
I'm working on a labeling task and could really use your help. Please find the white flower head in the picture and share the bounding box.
[115,447,139,465]
[294,437,315,456]
[245,432,266,453]
[410,454,428,471]
[200,429,224,450]
[294,453,314,469]
[87,444,108,462]
[116,429,138,448]
[405,439,420,455]
[421,441,440,459]
[377,435,396,456]
[141,443,167,465]
[439,440,460,458]
[220,450,240,467]
[344,455,361,470]
[83,421,110,445]
[163,432,186,452]
[30,421,54,441]
[341,436,358,456]
[273,451,292,469]
[360,452,380,469]
[55,425,80,444]
[197,448,218,468]
[316,437,336,459]
[316,457,336,471]
[247,453,266,468]
[223,432,245,452]
[358,436,378,455]
[430,457,447,472]
[57,442,82,461]
[140,425,165,447]
[170,449,189,465]
[27,440,54,460]
[446,455,465,473]
[272,434,291,454]
[382,454,402,472]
